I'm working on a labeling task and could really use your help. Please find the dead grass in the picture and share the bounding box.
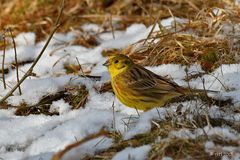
[125,34,231,71]
[0,0,236,40]
[1,0,240,69]
[64,85,89,109]
[149,138,216,160]
[15,91,65,116]
[78,115,238,160]
[13,85,90,116]
[118,5,240,71]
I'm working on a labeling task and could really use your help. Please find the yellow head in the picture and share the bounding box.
[103,54,133,78]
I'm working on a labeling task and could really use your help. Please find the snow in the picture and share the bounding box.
[0,108,125,160]
[160,17,188,28]
[112,145,151,160]
[169,126,239,140]
[236,0,240,5]
[14,32,36,46]
[6,75,94,106]
[61,136,113,160]
[205,141,240,160]
[81,23,100,32]
[100,24,150,49]
[124,108,169,140]
[49,99,71,115]
[0,20,240,159]
[161,157,173,160]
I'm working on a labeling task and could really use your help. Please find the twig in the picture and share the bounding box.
[52,53,70,68]
[0,79,12,89]
[136,0,158,45]
[79,14,152,21]
[134,107,140,117]
[8,28,22,95]
[51,130,110,160]
[167,8,177,32]
[112,101,116,131]
[2,33,6,89]
[109,14,115,39]
[133,28,186,45]
[0,0,65,103]
[208,73,228,91]
[75,57,85,76]
[143,16,159,45]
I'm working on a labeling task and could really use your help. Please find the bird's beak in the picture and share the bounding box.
[103,60,110,67]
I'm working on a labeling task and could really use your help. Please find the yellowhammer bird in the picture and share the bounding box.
[103,54,214,111]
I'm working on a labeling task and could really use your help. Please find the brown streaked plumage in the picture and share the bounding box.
[103,54,214,111]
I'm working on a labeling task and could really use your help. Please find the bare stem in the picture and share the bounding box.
[2,33,6,89]
[0,0,65,103]
[9,28,22,95]
[51,130,110,160]
[75,57,85,76]
[110,14,115,39]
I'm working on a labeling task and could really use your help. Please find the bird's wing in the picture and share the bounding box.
[126,65,182,93]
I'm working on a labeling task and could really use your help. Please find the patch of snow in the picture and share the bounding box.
[61,136,112,160]
[50,99,72,115]
[162,157,173,160]
[5,75,96,106]
[0,45,37,65]
[26,152,54,160]
[112,145,151,160]
[14,32,36,46]
[146,64,186,80]
[124,107,172,139]
[169,126,239,141]
[39,32,76,46]
[100,24,150,49]
[205,141,240,160]
[160,17,188,27]
[98,31,125,41]
[81,23,100,32]
[236,0,240,5]
[24,109,120,156]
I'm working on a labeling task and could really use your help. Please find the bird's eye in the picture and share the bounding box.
[114,60,119,63]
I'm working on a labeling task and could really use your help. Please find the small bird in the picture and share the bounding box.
[103,54,214,111]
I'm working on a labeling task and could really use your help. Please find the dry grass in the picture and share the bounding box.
[118,4,240,71]
[1,0,240,69]
[149,138,216,160]
[15,91,65,116]
[0,0,235,40]
[78,115,239,160]
[123,34,231,71]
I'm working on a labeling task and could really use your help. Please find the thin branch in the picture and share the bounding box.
[51,130,110,160]
[135,0,158,45]
[9,28,22,95]
[75,57,85,77]
[167,8,177,32]
[2,33,6,89]
[143,17,158,45]
[0,0,65,103]
[109,14,115,39]
[112,101,116,131]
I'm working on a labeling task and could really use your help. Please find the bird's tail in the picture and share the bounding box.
[180,87,219,96]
